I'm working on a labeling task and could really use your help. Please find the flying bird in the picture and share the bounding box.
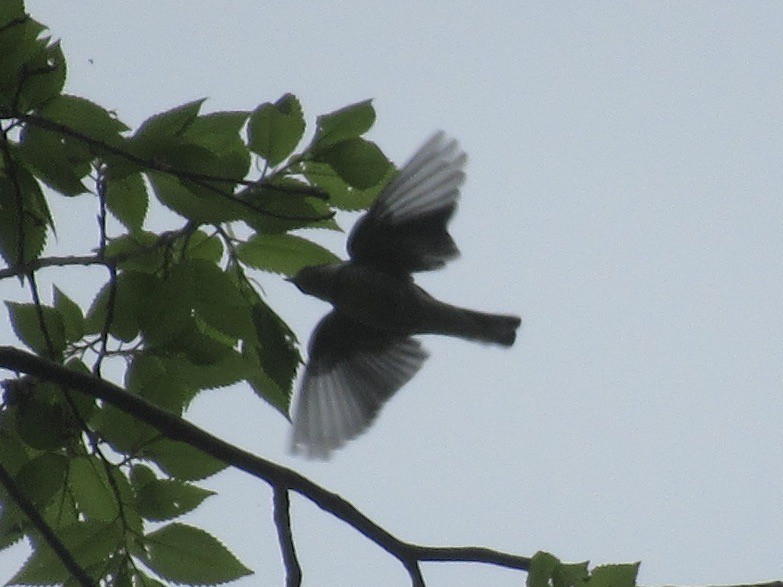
[289,132,521,458]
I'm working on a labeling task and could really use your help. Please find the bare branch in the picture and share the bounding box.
[273,486,302,587]
[0,255,106,280]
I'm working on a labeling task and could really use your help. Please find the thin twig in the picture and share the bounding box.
[273,486,302,587]
[93,166,116,376]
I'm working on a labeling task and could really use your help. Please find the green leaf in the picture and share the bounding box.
[0,14,47,111]
[248,93,305,166]
[53,286,84,342]
[528,551,563,587]
[17,121,91,196]
[588,564,640,587]
[184,110,249,152]
[134,477,214,521]
[126,353,194,414]
[183,111,251,180]
[0,496,24,551]
[184,259,255,341]
[6,301,66,357]
[143,523,252,584]
[104,231,164,273]
[17,95,128,195]
[147,171,247,224]
[236,233,340,276]
[134,99,206,145]
[14,453,69,509]
[40,94,129,146]
[241,186,338,233]
[94,404,157,455]
[0,165,51,265]
[313,99,375,148]
[12,382,74,450]
[105,172,148,232]
[184,230,224,263]
[68,456,120,522]
[241,297,300,417]
[312,137,391,189]
[10,520,122,585]
[85,271,151,342]
[141,439,226,481]
[0,32,66,112]
[303,159,391,211]
[157,351,251,395]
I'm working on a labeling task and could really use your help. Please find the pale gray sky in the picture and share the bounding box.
[3,2,783,585]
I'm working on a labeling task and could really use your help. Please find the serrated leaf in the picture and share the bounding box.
[53,286,84,342]
[183,259,254,341]
[313,99,375,148]
[241,188,338,233]
[143,523,252,584]
[184,230,224,263]
[157,351,251,394]
[10,520,122,585]
[104,231,164,273]
[14,453,69,509]
[85,271,150,342]
[13,384,73,450]
[241,297,300,417]
[94,404,158,455]
[9,36,66,113]
[141,439,226,481]
[129,464,157,489]
[40,94,129,145]
[105,172,148,232]
[0,167,51,265]
[134,478,214,521]
[303,159,390,211]
[134,99,206,144]
[69,456,120,522]
[248,93,305,166]
[312,137,391,189]
[6,302,66,358]
[588,563,640,587]
[236,233,340,276]
[147,171,247,224]
[528,551,562,587]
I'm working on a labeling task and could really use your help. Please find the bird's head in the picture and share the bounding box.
[287,264,341,302]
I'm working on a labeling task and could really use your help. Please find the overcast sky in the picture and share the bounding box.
[3,2,783,586]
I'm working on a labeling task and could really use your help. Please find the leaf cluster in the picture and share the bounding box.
[0,2,396,584]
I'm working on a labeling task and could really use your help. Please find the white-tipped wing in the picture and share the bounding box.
[290,312,429,459]
[347,132,466,274]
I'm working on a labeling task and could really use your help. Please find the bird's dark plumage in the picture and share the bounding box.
[289,132,521,459]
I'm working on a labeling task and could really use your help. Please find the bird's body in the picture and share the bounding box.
[289,132,521,458]
[294,262,519,344]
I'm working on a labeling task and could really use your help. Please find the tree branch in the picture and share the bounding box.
[0,345,531,580]
[273,486,301,587]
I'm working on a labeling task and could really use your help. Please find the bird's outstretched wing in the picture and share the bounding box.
[347,132,466,275]
[290,311,429,459]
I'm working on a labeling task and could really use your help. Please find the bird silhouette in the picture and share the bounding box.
[289,132,521,458]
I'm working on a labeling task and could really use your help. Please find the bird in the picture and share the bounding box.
[288,132,521,459]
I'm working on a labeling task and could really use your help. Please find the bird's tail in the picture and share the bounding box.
[426,302,522,347]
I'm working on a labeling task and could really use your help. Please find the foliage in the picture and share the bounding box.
[0,3,395,584]
[0,3,644,587]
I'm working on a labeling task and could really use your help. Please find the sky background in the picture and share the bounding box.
[2,2,783,586]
